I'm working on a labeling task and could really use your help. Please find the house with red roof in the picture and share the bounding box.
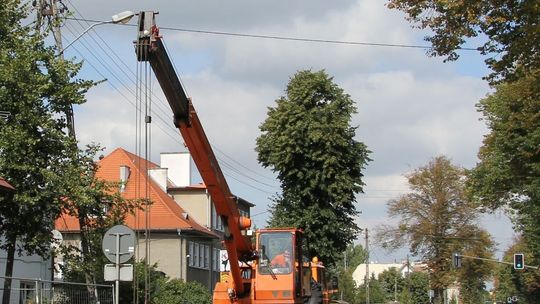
[54,147,253,290]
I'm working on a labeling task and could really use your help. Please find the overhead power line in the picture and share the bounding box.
[61,6,277,197]
[65,17,479,51]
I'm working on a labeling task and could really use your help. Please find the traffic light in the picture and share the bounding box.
[453,252,461,268]
[514,253,524,270]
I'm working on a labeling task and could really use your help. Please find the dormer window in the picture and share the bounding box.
[119,165,130,192]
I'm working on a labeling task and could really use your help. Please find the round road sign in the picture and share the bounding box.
[102,225,136,264]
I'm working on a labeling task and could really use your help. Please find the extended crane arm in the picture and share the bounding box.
[135,11,253,296]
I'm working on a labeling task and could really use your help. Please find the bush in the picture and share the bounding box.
[153,279,211,304]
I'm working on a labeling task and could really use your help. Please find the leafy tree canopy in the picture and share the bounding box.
[456,230,495,304]
[377,156,494,303]
[387,0,540,83]
[256,69,370,265]
[467,74,540,261]
[58,144,141,290]
[331,244,367,303]
[493,238,540,303]
[0,0,93,256]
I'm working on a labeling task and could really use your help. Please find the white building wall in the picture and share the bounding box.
[160,152,191,187]
[352,262,408,286]
[0,240,52,303]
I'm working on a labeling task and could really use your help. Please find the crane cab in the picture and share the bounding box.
[214,228,322,304]
[255,229,303,303]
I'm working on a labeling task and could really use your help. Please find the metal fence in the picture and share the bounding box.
[0,276,114,304]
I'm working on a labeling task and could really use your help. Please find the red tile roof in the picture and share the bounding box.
[0,177,14,192]
[55,148,216,237]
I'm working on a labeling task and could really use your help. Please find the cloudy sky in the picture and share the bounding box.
[54,0,515,262]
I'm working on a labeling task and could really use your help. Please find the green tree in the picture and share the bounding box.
[468,74,540,268]
[335,269,358,304]
[377,156,494,304]
[355,273,386,304]
[118,261,167,304]
[456,230,495,304]
[378,267,406,302]
[387,0,540,83]
[0,1,93,302]
[256,69,370,265]
[153,279,212,304]
[332,244,367,304]
[401,271,430,304]
[493,238,540,303]
[58,145,141,299]
[336,243,368,271]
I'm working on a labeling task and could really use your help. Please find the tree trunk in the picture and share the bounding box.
[78,217,97,302]
[433,287,444,304]
[2,234,17,304]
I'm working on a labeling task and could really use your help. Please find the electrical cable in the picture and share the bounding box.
[64,17,480,51]
[60,27,183,148]
[61,20,182,142]
[63,15,276,194]
[60,12,281,196]
[213,146,277,182]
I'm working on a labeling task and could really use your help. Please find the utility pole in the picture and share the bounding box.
[47,0,77,140]
[365,228,369,304]
[341,249,347,301]
[34,0,45,30]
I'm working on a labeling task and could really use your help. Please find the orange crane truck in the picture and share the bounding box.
[135,11,334,304]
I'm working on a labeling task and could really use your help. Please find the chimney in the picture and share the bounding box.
[148,168,168,191]
[160,152,191,187]
[119,165,130,192]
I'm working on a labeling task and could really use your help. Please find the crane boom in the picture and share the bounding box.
[135,11,252,296]
[133,11,335,304]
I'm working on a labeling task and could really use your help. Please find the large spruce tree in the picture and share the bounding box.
[256,69,370,265]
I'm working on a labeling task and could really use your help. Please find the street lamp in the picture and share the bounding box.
[60,10,136,54]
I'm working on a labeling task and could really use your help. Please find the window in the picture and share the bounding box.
[188,241,195,267]
[194,243,200,268]
[188,241,211,270]
[259,232,294,275]
[19,281,35,304]
[211,203,224,231]
[239,209,249,218]
[204,245,210,269]
[213,248,220,271]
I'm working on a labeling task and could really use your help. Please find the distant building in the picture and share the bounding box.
[352,262,412,286]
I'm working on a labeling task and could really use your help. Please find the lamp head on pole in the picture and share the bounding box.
[60,10,136,54]
[111,11,135,24]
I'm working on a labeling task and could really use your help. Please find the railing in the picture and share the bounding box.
[0,276,114,304]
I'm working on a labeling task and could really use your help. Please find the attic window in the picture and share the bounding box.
[119,165,130,192]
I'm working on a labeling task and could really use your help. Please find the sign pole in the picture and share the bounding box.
[102,224,136,302]
[115,233,120,304]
